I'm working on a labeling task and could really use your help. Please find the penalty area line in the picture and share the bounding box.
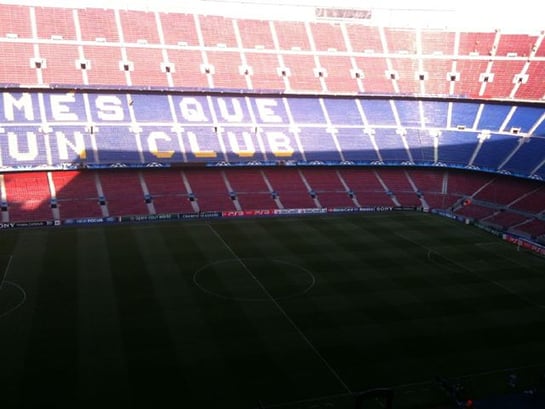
[0,255,13,290]
[204,222,353,395]
[397,233,545,310]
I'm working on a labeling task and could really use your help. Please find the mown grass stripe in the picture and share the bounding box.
[104,225,185,408]
[21,229,79,408]
[76,226,131,406]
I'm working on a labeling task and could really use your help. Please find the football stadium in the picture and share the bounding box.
[1,0,545,408]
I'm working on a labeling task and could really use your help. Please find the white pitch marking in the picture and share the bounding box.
[397,233,545,309]
[0,255,13,290]
[205,222,352,395]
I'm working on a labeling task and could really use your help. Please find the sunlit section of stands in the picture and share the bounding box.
[236,19,275,49]
[126,47,168,87]
[198,15,238,48]
[1,5,544,101]
[323,97,363,123]
[458,31,496,56]
[244,52,285,90]
[206,51,247,90]
[35,6,76,40]
[505,105,545,132]
[482,60,525,98]
[389,61,421,95]
[2,4,545,102]
[83,46,127,86]
[345,25,382,54]
[223,168,276,210]
[0,128,48,168]
[273,21,311,51]
[160,12,198,46]
[142,169,194,214]
[450,101,479,128]
[78,8,119,42]
[421,30,455,55]
[514,62,545,100]
[495,33,537,58]
[0,4,32,38]
[52,170,102,219]
[421,100,450,128]
[39,44,83,85]
[178,126,221,162]
[354,56,394,94]
[534,35,545,57]
[3,172,53,222]
[0,43,36,84]
[309,22,347,52]
[97,170,149,217]
[287,95,322,123]
[476,103,513,129]
[393,99,420,126]
[384,27,416,55]
[1,6,34,83]
[421,59,452,96]
[167,49,209,88]
[360,99,396,125]
[119,10,160,44]
[281,54,323,92]
[183,168,236,212]
[319,55,356,93]
[453,60,489,98]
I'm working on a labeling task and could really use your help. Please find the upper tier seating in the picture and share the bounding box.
[2,4,545,100]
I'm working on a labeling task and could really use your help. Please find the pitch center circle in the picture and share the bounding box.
[0,281,27,319]
[193,258,316,302]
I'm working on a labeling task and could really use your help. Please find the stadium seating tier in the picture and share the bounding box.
[0,3,544,242]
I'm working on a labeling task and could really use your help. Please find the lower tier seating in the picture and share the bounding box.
[1,167,544,239]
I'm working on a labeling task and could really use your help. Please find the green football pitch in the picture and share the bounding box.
[1,212,545,409]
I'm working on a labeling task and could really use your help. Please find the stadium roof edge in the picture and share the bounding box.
[0,0,543,32]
